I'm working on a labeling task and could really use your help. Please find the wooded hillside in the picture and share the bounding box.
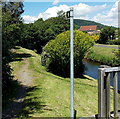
[74,19,107,30]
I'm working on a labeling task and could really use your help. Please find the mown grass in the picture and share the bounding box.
[10,47,120,118]
[86,45,119,66]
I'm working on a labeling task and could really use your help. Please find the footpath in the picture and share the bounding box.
[2,58,34,118]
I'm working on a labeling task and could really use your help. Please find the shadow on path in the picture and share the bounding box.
[2,50,45,118]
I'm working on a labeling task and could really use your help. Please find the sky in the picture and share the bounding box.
[22,1,119,27]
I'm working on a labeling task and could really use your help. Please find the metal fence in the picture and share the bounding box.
[98,66,120,118]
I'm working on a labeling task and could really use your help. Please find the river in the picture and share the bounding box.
[83,59,120,90]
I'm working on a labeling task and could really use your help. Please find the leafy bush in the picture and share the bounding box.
[41,30,94,77]
[114,49,120,65]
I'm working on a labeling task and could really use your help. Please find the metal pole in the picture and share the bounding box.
[70,7,74,118]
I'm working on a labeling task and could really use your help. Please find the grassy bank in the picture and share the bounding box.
[10,47,119,118]
[86,45,119,66]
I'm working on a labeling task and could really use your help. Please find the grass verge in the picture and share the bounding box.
[86,46,119,66]
[10,47,119,118]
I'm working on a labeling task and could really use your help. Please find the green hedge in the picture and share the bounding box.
[41,30,94,77]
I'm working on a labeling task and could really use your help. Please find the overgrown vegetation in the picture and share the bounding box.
[41,30,94,77]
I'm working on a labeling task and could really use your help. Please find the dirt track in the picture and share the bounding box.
[2,58,34,118]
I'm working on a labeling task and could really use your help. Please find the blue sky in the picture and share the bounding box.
[22,1,119,27]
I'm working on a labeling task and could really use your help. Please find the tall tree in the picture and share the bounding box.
[2,1,24,95]
[98,26,115,44]
[20,12,70,53]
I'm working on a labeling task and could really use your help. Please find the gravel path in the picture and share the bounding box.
[2,58,34,118]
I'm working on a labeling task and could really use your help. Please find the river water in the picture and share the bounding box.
[83,59,120,90]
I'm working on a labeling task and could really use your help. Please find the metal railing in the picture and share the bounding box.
[98,66,120,118]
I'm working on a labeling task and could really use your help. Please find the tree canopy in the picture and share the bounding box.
[20,13,70,52]
[2,1,24,95]
[98,26,115,44]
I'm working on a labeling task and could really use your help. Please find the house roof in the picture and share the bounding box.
[79,25,97,31]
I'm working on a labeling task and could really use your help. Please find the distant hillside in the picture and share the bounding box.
[74,19,107,30]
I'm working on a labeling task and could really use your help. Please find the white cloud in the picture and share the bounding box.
[52,0,59,5]
[73,3,107,19]
[22,3,111,25]
[37,5,69,20]
[92,1,118,27]
[22,15,37,23]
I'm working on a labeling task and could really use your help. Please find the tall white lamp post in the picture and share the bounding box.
[70,7,74,118]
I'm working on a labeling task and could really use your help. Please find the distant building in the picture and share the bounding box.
[78,25,100,35]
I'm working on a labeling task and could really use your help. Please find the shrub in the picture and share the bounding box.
[41,30,94,77]
[114,49,120,65]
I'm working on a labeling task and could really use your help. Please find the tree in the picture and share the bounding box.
[98,26,115,44]
[2,2,24,52]
[2,1,24,95]
[20,14,70,53]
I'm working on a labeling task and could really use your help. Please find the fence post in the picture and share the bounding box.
[113,72,118,118]
[98,66,120,119]
[105,72,110,118]
[98,68,105,117]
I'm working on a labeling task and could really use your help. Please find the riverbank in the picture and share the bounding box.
[3,46,100,117]
[86,45,119,66]
[3,46,120,117]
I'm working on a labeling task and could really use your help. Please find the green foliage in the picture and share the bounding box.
[19,23,39,50]
[98,26,115,44]
[74,19,106,30]
[91,34,100,42]
[10,47,100,117]
[114,48,120,65]
[20,14,70,53]
[107,39,120,45]
[41,30,94,77]
[2,2,24,26]
[2,1,24,96]
[86,46,120,66]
